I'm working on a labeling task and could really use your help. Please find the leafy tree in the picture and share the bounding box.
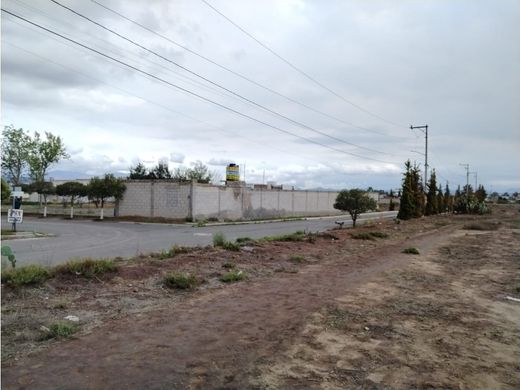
[334,188,377,228]
[27,131,69,183]
[87,174,126,219]
[172,161,214,183]
[26,181,55,216]
[149,161,171,179]
[1,178,11,202]
[128,162,149,179]
[56,182,87,219]
[1,125,33,185]
[425,170,438,216]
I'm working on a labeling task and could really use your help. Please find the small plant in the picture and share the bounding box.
[289,255,305,263]
[163,272,199,289]
[222,261,236,269]
[262,231,306,242]
[236,236,255,245]
[1,264,50,287]
[195,220,207,227]
[368,231,388,238]
[222,241,240,251]
[220,270,245,283]
[402,247,420,255]
[156,245,192,259]
[351,232,376,240]
[1,245,16,268]
[48,321,78,339]
[213,232,226,247]
[54,258,117,278]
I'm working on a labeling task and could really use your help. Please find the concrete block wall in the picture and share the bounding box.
[118,181,351,220]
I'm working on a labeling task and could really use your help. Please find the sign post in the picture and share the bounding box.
[10,186,24,232]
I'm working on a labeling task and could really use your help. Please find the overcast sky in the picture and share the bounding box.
[1,0,519,192]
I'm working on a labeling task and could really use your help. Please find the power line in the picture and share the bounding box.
[1,8,399,165]
[48,0,395,156]
[89,0,404,140]
[2,39,338,169]
[200,0,405,128]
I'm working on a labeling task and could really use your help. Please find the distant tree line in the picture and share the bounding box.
[128,160,216,183]
[397,160,489,220]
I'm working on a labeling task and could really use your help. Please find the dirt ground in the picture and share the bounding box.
[1,205,519,389]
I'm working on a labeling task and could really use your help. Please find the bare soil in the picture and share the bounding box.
[2,206,519,389]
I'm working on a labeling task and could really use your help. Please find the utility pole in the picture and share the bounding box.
[470,171,477,190]
[410,125,428,190]
[460,163,470,197]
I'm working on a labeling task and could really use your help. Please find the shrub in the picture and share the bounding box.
[1,264,50,287]
[289,255,305,263]
[220,270,245,283]
[48,321,78,339]
[156,245,191,259]
[236,236,255,245]
[213,232,226,247]
[195,220,207,227]
[262,231,306,242]
[402,247,420,255]
[54,258,116,278]
[163,272,199,289]
[351,232,376,240]
[222,241,240,251]
[368,231,389,238]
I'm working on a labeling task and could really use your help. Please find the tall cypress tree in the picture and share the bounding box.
[397,161,415,220]
[411,162,424,218]
[425,169,438,216]
[436,185,444,214]
[444,183,452,212]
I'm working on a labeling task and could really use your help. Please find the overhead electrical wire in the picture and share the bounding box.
[8,0,263,109]
[48,0,395,157]
[2,39,339,169]
[1,8,401,165]
[200,0,406,129]
[89,0,403,139]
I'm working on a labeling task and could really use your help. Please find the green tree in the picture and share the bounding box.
[1,178,11,202]
[150,161,171,179]
[334,188,377,228]
[27,131,69,183]
[26,181,55,217]
[128,162,149,179]
[388,189,395,211]
[56,181,87,219]
[1,125,33,185]
[425,170,438,216]
[411,162,424,218]
[87,174,126,219]
[397,161,416,220]
[436,185,444,214]
[475,185,487,203]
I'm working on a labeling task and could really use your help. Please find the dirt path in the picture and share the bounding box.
[2,224,461,390]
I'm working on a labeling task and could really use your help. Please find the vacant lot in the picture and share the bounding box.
[2,205,519,389]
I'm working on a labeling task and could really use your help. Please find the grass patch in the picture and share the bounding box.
[1,230,16,236]
[222,241,240,251]
[463,222,500,231]
[222,261,236,269]
[1,264,50,287]
[289,255,305,263]
[54,258,117,278]
[163,272,199,289]
[351,232,376,240]
[47,321,78,339]
[261,230,306,242]
[156,245,191,259]
[220,270,245,283]
[368,231,388,239]
[213,232,226,247]
[402,247,420,255]
[236,236,255,245]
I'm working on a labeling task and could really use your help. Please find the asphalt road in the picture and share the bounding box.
[2,211,397,266]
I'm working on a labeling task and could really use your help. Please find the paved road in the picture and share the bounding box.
[2,211,397,266]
